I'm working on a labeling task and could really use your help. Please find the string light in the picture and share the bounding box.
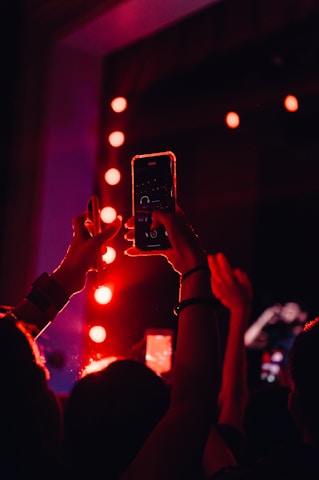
[284,94,299,112]
[104,168,121,185]
[110,96,127,113]
[225,111,240,129]
[108,131,125,147]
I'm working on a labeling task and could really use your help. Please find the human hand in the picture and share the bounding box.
[51,212,122,296]
[124,206,207,275]
[207,252,252,311]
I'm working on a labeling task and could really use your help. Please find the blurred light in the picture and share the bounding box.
[102,247,116,264]
[108,131,125,147]
[89,325,107,343]
[271,350,284,363]
[94,285,112,305]
[284,94,299,112]
[101,206,117,223]
[110,96,127,113]
[225,111,240,129]
[81,356,120,377]
[104,168,121,185]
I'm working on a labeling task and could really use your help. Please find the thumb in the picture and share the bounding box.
[94,216,122,247]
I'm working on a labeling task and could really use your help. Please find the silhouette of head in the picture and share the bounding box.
[288,317,319,443]
[63,358,170,479]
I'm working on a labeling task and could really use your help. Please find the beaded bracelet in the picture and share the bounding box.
[181,265,211,282]
[173,296,220,316]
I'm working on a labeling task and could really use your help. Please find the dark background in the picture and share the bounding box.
[1,0,319,391]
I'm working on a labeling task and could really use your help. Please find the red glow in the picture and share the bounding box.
[100,206,117,223]
[81,356,120,377]
[225,111,240,129]
[284,94,299,112]
[94,285,113,305]
[108,131,125,147]
[102,246,116,264]
[110,96,127,113]
[104,168,121,185]
[145,331,173,376]
[89,325,107,343]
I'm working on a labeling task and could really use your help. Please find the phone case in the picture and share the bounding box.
[131,151,176,251]
[86,195,105,286]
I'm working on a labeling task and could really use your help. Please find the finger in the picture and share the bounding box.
[124,229,135,241]
[234,268,253,300]
[234,269,251,288]
[152,209,204,259]
[124,246,163,257]
[94,216,122,246]
[216,252,234,283]
[73,212,92,239]
[124,217,135,229]
[208,253,226,284]
[207,254,219,274]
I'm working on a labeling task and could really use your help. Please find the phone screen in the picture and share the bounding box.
[132,151,176,250]
[145,329,174,377]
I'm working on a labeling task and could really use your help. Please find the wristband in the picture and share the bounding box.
[28,272,69,312]
[173,296,220,316]
[181,265,211,282]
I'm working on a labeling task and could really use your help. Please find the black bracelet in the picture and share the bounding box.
[29,272,69,312]
[27,289,51,312]
[173,296,220,316]
[181,265,211,282]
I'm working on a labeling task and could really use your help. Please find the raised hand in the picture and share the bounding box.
[124,206,207,275]
[208,252,252,313]
[52,212,122,297]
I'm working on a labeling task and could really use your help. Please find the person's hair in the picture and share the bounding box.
[288,317,319,441]
[0,317,63,476]
[63,358,170,479]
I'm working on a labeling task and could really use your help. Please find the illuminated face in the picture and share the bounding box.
[281,302,302,323]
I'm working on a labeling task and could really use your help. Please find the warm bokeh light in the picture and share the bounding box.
[94,285,113,305]
[100,206,117,223]
[225,111,240,129]
[102,246,116,264]
[104,168,121,185]
[108,131,125,147]
[284,94,299,112]
[81,356,120,377]
[89,325,107,343]
[110,96,127,113]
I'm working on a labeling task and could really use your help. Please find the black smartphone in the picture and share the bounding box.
[86,195,105,286]
[131,151,176,250]
[87,195,101,237]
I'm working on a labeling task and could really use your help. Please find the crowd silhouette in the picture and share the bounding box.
[1,200,319,479]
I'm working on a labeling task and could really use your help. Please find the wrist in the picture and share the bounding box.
[51,264,85,298]
[31,273,70,310]
[11,272,71,338]
[181,264,211,282]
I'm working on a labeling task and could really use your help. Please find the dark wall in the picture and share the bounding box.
[91,1,319,351]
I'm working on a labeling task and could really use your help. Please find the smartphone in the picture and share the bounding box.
[145,328,174,377]
[260,348,284,383]
[131,151,176,250]
[86,195,105,286]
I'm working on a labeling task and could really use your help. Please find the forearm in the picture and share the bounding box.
[244,313,271,346]
[218,305,250,431]
[121,268,222,480]
[11,272,70,339]
[170,267,221,416]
